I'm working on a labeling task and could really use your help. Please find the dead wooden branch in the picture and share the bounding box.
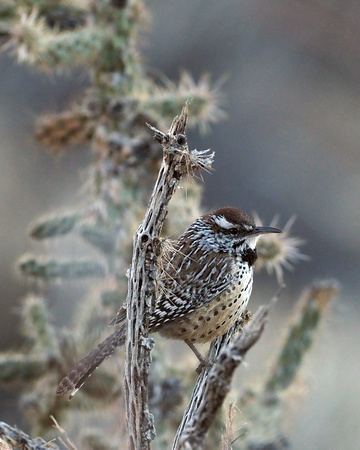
[0,421,56,449]
[124,105,214,449]
[173,296,279,449]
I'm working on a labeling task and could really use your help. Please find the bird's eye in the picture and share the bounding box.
[229,228,238,234]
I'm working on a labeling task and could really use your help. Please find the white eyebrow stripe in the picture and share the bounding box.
[213,215,235,229]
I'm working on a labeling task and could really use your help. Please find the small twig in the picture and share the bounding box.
[50,416,77,450]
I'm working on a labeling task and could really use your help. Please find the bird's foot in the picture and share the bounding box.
[185,339,214,374]
[195,357,214,374]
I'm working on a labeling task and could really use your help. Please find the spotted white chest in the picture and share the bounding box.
[157,260,253,343]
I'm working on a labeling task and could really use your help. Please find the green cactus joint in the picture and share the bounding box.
[265,279,339,393]
[78,224,116,254]
[0,355,48,383]
[21,296,59,360]
[19,256,107,279]
[29,213,79,240]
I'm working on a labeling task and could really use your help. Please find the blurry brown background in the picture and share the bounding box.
[1,1,359,448]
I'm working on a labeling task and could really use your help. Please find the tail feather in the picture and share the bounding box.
[57,326,126,399]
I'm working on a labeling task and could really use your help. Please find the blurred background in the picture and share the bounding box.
[1,1,359,448]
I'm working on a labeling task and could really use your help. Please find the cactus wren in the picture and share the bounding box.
[57,206,281,397]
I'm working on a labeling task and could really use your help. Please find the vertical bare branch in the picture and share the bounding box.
[124,105,214,449]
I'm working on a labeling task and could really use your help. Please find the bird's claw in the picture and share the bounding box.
[195,357,214,374]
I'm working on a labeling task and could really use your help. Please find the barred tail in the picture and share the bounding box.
[56,325,126,399]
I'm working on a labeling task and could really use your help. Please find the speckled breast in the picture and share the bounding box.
[158,262,254,343]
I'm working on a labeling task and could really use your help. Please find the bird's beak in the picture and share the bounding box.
[250,226,282,236]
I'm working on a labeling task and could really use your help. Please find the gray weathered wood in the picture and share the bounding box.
[173,302,276,449]
[124,105,214,449]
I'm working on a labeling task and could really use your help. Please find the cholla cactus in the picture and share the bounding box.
[232,280,339,450]
[254,213,308,283]
[0,1,225,445]
[0,1,335,449]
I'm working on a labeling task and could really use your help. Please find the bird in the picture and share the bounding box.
[57,206,281,398]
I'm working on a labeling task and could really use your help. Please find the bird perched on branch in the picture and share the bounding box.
[57,206,281,398]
